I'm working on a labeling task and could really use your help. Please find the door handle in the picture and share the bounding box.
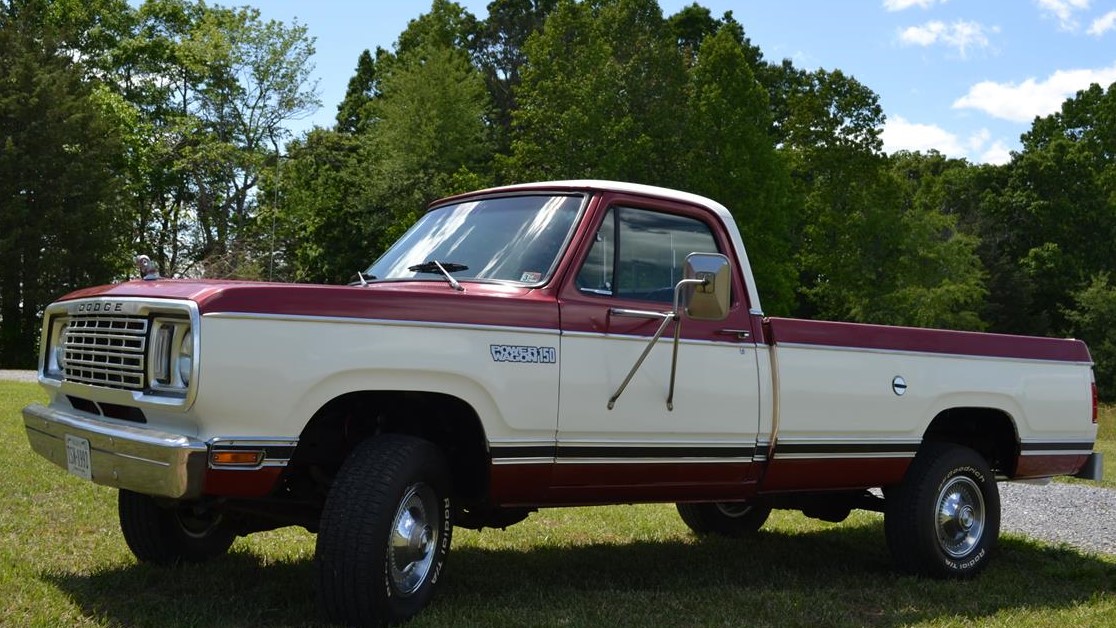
[718,329,752,340]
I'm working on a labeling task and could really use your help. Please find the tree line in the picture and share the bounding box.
[2,0,1115,399]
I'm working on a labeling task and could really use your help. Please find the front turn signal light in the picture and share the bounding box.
[210,450,264,467]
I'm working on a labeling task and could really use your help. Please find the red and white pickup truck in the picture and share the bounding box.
[23,180,1102,626]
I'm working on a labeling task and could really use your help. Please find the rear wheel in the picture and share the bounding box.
[316,434,453,627]
[885,443,1000,578]
[676,500,772,537]
[118,490,236,565]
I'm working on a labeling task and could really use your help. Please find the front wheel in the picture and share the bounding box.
[676,500,772,537]
[316,434,453,627]
[118,490,236,565]
[885,443,1000,578]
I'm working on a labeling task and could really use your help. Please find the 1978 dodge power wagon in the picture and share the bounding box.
[23,180,1103,626]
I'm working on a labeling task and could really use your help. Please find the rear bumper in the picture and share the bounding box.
[22,403,207,499]
[1073,452,1105,481]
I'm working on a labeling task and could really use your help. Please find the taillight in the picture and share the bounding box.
[1092,382,1099,425]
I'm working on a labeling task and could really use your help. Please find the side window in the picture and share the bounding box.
[576,206,720,303]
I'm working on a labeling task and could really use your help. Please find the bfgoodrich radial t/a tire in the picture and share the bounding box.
[676,500,772,537]
[316,434,453,627]
[885,443,1001,578]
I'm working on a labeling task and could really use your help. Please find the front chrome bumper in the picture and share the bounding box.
[23,403,207,499]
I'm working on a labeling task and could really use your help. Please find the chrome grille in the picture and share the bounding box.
[62,316,148,390]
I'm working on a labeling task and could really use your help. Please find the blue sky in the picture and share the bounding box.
[249,0,1116,165]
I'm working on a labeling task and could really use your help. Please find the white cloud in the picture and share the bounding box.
[1087,10,1116,35]
[953,63,1116,122]
[883,0,942,10]
[898,20,996,57]
[882,117,1009,164]
[980,141,1013,165]
[883,113,964,153]
[967,128,991,152]
[883,115,967,155]
[900,21,946,45]
[1036,0,1091,30]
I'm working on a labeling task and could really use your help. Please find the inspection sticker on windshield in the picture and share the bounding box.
[490,345,557,364]
[519,271,542,283]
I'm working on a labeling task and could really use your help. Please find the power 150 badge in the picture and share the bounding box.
[490,345,557,364]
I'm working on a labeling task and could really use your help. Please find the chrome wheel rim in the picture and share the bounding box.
[935,476,985,558]
[388,483,440,596]
[174,507,223,539]
[715,502,755,518]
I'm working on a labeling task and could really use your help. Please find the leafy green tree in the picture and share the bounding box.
[779,69,986,328]
[183,4,319,276]
[502,0,616,180]
[666,3,754,68]
[667,2,716,65]
[269,3,493,283]
[335,47,393,133]
[683,25,796,314]
[99,1,319,278]
[260,129,386,283]
[471,0,557,153]
[1065,273,1116,400]
[978,82,1116,336]
[0,0,127,366]
[506,0,688,184]
[354,39,493,244]
[397,0,479,53]
[881,151,986,329]
[781,68,888,319]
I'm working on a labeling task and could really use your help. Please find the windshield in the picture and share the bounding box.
[366,194,585,285]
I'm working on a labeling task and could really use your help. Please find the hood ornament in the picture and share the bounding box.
[134,255,160,281]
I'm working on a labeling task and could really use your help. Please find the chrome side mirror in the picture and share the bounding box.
[683,253,731,321]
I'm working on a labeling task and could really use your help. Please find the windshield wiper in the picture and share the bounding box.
[408,260,467,292]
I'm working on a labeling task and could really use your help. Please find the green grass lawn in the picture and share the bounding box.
[1089,404,1116,486]
[3,380,1116,627]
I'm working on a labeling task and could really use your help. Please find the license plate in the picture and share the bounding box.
[65,435,92,481]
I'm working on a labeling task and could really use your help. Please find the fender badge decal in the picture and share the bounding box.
[490,344,557,364]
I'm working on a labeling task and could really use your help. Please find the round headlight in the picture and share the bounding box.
[177,330,193,386]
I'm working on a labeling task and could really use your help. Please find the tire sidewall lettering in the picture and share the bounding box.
[936,465,986,494]
[381,482,451,600]
[934,463,990,570]
[941,547,986,571]
[429,497,452,585]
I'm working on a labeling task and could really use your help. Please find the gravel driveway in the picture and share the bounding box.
[1,369,1111,555]
[1000,481,1116,555]
[0,370,37,383]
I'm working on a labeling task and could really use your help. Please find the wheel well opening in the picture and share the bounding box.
[284,390,490,506]
[923,407,1019,475]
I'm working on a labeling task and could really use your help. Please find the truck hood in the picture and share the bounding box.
[58,279,557,329]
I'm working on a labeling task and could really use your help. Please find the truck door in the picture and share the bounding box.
[555,193,763,502]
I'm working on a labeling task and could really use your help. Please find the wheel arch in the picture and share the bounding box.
[286,372,499,505]
[921,406,1020,476]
